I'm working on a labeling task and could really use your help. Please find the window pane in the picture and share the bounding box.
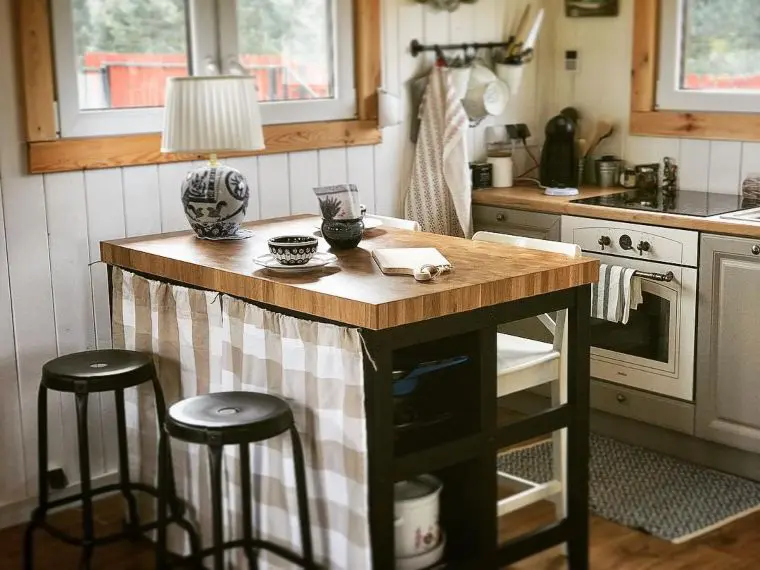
[681,0,760,91]
[72,0,188,110]
[236,0,335,102]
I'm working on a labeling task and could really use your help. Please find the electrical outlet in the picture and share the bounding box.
[515,124,531,141]
[48,467,68,490]
[565,50,579,72]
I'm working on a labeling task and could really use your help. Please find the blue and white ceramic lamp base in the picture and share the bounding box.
[181,162,252,240]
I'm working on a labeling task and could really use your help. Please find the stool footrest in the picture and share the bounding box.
[30,483,193,550]
[186,537,314,568]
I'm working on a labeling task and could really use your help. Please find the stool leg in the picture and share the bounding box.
[114,388,140,535]
[208,444,225,570]
[239,443,258,570]
[289,426,314,568]
[150,377,182,516]
[75,392,94,570]
[23,384,49,570]
[156,425,168,570]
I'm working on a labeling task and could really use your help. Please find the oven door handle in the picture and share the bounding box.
[634,270,675,283]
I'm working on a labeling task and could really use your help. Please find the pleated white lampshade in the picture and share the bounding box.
[161,76,265,153]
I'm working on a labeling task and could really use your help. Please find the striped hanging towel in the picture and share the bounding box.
[591,264,644,324]
[404,66,472,237]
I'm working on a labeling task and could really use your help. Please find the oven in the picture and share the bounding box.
[562,216,699,401]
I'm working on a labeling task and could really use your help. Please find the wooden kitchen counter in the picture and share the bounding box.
[101,214,599,330]
[474,186,760,239]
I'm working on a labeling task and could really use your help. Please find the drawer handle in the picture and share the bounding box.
[753,245,760,256]
[616,393,627,403]
[496,213,506,222]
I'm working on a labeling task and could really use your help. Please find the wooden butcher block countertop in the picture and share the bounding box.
[101,215,599,330]
[473,186,760,240]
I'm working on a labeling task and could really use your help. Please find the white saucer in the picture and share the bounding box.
[313,218,383,231]
[252,252,338,273]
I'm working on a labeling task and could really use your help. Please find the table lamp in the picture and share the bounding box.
[161,76,265,239]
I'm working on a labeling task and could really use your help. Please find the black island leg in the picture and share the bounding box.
[566,285,591,569]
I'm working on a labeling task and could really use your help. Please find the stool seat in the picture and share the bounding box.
[167,391,294,445]
[41,349,154,393]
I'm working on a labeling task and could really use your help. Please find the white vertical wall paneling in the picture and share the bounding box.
[44,171,103,481]
[288,152,320,215]
[122,165,162,237]
[224,157,261,222]
[158,163,192,232]
[347,146,377,212]
[0,178,26,506]
[740,143,760,184]
[373,127,403,215]
[84,168,126,472]
[708,141,742,195]
[318,148,349,187]
[678,139,710,192]
[2,172,63,496]
[396,2,425,216]
[624,136,681,168]
[0,0,62,497]
[258,154,291,218]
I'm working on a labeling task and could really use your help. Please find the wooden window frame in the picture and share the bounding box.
[17,0,381,174]
[630,0,760,141]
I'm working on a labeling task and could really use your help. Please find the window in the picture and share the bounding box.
[51,0,355,138]
[657,0,760,113]
[629,0,760,142]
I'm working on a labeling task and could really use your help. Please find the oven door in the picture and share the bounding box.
[587,253,696,401]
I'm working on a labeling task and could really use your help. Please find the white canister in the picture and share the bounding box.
[394,474,443,559]
[487,154,514,188]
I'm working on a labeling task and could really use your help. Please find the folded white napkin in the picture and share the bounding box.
[591,264,643,325]
[314,183,362,220]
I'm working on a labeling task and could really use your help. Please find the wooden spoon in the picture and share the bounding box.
[585,120,613,157]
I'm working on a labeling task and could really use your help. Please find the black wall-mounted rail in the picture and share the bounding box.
[409,39,512,57]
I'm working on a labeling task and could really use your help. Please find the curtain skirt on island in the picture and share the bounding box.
[110,268,370,570]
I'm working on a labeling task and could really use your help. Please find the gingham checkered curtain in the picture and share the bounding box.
[111,268,371,569]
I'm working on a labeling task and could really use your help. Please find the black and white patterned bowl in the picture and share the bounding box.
[267,235,319,266]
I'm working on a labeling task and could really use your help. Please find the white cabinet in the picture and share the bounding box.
[696,234,760,452]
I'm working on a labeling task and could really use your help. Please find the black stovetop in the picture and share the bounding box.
[571,189,760,217]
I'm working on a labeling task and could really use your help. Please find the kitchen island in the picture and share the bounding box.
[101,215,598,569]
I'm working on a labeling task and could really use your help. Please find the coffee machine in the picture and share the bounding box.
[540,110,578,190]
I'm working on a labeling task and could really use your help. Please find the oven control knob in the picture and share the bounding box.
[619,234,634,250]
[598,236,611,250]
[637,241,651,255]
[753,245,760,256]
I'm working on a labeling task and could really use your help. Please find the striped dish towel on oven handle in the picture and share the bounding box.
[591,264,643,325]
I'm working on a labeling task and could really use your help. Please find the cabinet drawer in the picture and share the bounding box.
[591,380,694,435]
[473,205,560,240]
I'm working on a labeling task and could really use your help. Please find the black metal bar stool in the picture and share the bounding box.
[161,391,317,570]
[23,349,199,570]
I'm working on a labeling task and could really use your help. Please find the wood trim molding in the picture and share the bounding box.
[355,0,381,121]
[630,0,658,113]
[19,0,382,173]
[629,0,760,142]
[17,0,57,142]
[28,120,381,174]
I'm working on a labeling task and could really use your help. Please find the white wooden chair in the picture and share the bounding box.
[367,214,420,231]
[472,231,581,524]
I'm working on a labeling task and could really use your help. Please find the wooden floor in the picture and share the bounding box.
[4,493,760,569]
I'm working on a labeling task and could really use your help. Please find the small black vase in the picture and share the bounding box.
[321,218,364,249]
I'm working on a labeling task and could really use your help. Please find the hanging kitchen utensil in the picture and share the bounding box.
[504,8,544,64]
